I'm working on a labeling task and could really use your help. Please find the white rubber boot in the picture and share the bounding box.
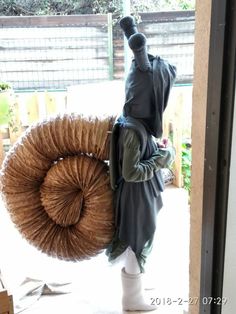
[121,268,158,311]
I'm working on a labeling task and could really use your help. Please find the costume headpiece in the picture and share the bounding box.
[120,16,177,138]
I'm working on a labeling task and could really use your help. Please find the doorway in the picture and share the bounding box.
[0,3,203,314]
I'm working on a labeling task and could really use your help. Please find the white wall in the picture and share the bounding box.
[222,83,236,313]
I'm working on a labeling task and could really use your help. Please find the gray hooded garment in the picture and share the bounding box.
[123,54,176,138]
[108,54,176,260]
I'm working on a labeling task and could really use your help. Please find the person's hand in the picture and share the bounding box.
[157,138,169,148]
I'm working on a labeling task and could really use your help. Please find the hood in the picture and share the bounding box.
[123,54,177,138]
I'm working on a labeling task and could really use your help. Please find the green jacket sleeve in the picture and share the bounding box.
[122,129,175,182]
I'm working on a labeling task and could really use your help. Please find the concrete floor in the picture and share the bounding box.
[0,185,190,314]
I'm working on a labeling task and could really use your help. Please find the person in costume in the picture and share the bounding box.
[106,16,177,311]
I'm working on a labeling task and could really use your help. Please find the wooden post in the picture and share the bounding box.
[163,87,185,187]
[107,13,114,80]
[163,110,171,139]
[172,90,184,187]
[8,95,22,145]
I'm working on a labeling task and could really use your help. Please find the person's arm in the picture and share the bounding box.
[121,129,173,182]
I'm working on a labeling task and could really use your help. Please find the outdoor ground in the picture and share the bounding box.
[0,185,189,314]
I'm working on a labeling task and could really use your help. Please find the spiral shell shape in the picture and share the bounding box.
[0,114,115,261]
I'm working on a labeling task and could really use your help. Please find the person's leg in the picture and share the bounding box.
[121,246,157,311]
[124,246,140,274]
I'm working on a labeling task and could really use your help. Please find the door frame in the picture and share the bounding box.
[190,0,236,313]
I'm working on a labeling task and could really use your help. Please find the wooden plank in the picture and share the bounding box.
[52,92,67,115]
[139,10,195,23]
[0,14,108,28]
[163,87,187,188]
[0,294,14,314]
[0,27,107,38]
[163,115,171,139]
[0,272,14,314]
[1,59,109,68]
[0,290,9,313]
[45,92,58,116]
[26,93,39,124]
[3,79,108,91]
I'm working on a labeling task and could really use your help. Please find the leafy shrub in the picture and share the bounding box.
[0,0,195,16]
[182,141,191,194]
[0,82,11,92]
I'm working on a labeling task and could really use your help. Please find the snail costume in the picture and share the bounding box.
[106,16,177,311]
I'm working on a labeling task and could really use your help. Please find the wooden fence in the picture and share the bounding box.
[0,14,113,90]
[0,84,192,187]
[0,11,195,90]
[113,11,195,83]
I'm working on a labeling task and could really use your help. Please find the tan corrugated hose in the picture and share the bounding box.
[0,114,115,261]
